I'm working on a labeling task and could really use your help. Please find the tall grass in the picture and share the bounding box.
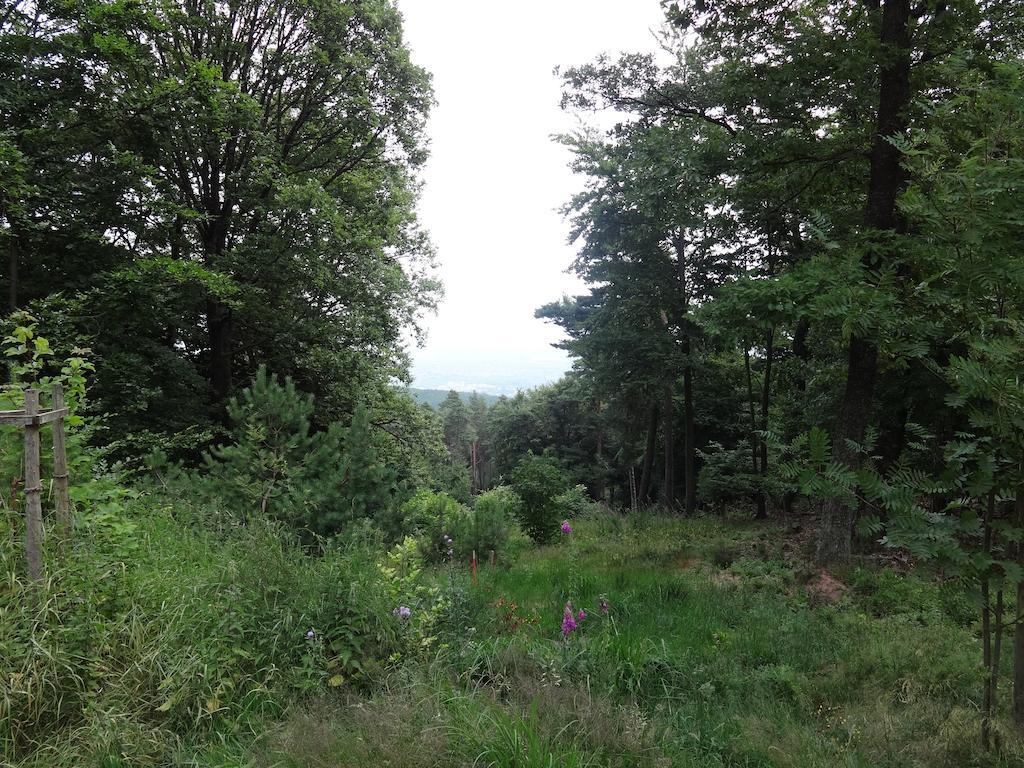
[5,499,1022,767]
[259,511,1023,768]
[1,495,395,766]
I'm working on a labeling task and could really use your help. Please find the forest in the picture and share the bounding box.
[3,0,1024,766]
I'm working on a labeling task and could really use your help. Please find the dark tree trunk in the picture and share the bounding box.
[170,214,185,261]
[785,318,810,515]
[982,581,992,749]
[470,439,479,494]
[756,327,775,519]
[1014,486,1024,731]
[980,490,1005,750]
[818,335,880,561]
[201,205,233,408]
[817,0,912,564]
[663,384,675,507]
[793,316,810,394]
[593,410,605,500]
[682,346,696,516]
[876,398,908,474]
[7,237,16,313]
[990,587,1006,751]
[744,346,759,474]
[207,298,233,405]
[638,403,659,503]
[671,234,695,514]
[982,493,994,749]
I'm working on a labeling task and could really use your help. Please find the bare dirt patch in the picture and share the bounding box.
[805,570,849,605]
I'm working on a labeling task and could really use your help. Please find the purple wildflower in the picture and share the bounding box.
[561,521,572,534]
[561,602,577,639]
[577,609,586,621]
[305,629,316,640]
[393,605,411,620]
[598,597,610,615]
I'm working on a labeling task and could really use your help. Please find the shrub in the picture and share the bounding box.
[848,567,956,623]
[399,490,471,563]
[377,536,448,654]
[469,486,522,558]
[509,453,570,544]
[200,367,396,536]
[552,484,601,520]
[728,556,795,592]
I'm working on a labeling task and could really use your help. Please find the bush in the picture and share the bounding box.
[469,486,522,558]
[377,536,450,654]
[509,453,569,544]
[395,488,521,564]
[399,490,471,563]
[199,367,396,536]
[552,484,601,520]
[711,542,740,568]
[848,567,959,623]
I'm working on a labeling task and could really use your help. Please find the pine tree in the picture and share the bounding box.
[206,367,395,535]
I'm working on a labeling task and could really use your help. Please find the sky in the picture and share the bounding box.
[397,1,666,395]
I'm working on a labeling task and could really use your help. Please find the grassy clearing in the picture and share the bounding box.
[254,513,1020,768]
[5,507,1020,766]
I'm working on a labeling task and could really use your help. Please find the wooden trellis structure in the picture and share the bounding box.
[1,384,71,581]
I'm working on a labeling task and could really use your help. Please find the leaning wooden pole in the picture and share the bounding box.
[23,388,44,581]
[51,383,71,539]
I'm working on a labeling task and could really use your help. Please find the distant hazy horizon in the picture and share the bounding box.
[410,348,573,396]
[397,1,665,394]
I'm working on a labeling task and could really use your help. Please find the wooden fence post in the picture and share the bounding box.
[51,383,71,539]
[23,388,44,581]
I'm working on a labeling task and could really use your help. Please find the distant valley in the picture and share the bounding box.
[405,388,502,409]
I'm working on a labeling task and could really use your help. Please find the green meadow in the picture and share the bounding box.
[246,514,1014,768]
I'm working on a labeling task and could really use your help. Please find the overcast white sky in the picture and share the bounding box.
[397,1,666,394]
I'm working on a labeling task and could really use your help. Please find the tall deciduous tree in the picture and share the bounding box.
[3,0,437,457]
[556,0,1017,551]
[113,0,435,410]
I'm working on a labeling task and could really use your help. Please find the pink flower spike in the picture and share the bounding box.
[561,521,572,534]
[561,602,577,638]
[577,609,586,621]
[562,613,576,638]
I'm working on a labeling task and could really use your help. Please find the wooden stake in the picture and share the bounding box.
[51,383,71,539]
[23,389,43,581]
[471,550,478,585]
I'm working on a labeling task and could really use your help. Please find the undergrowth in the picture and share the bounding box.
[3,501,1021,766]
[253,512,1022,768]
